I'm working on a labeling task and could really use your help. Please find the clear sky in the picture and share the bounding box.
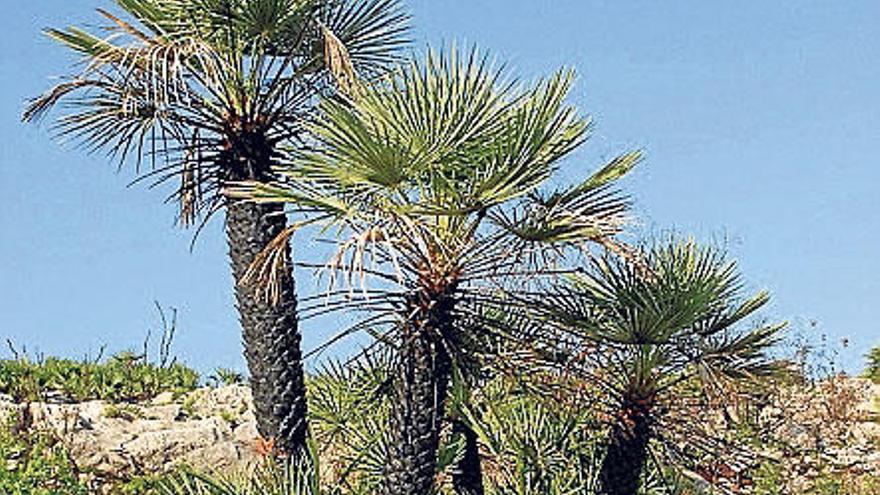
[1,1,878,374]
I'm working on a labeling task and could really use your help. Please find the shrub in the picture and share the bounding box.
[103,404,144,421]
[0,416,88,495]
[865,346,880,383]
[209,368,246,387]
[0,353,198,403]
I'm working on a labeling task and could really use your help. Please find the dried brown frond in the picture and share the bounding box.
[178,162,199,228]
[595,237,651,277]
[243,224,299,305]
[96,8,151,43]
[253,436,277,458]
[321,226,396,298]
[321,25,360,98]
[23,80,93,123]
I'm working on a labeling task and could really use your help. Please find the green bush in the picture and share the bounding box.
[0,352,199,403]
[0,417,88,495]
[865,346,880,383]
[209,368,246,387]
[114,473,175,495]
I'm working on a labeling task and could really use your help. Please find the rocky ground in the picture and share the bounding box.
[0,378,877,491]
[753,377,880,493]
[0,385,261,484]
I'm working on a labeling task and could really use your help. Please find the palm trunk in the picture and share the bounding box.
[598,396,653,495]
[226,199,307,456]
[452,419,484,495]
[383,289,455,495]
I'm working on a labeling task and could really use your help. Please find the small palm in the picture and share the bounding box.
[534,240,784,495]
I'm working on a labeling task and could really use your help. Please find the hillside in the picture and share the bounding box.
[1,376,877,494]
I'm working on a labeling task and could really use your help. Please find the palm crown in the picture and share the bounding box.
[534,240,784,495]
[547,241,782,394]
[24,0,409,224]
[238,48,638,307]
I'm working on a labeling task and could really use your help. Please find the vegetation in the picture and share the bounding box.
[236,46,637,495]
[158,458,320,495]
[0,346,876,494]
[0,304,198,404]
[0,418,87,495]
[865,346,880,383]
[16,1,878,495]
[210,368,247,388]
[0,352,198,404]
[0,413,178,495]
[25,0,409,457]
[528,241,783,495]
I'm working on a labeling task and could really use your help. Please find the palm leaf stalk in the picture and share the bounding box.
[233,46,639,495]
[532,240,785,495]
[23,0,409,457]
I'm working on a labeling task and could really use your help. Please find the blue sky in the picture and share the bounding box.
[1,1,877,373]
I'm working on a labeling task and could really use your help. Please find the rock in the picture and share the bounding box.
[0,385,260,480]
[150,392,176,406]
[187,384,252,419]
[140,404,183,422]
[233,419,259,445]
[120,417,235,470]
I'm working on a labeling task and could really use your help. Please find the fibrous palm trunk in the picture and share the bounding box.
[598,396,653,495]
[383,288,455,495]
[452,419,485,495]
[226,193,307,457]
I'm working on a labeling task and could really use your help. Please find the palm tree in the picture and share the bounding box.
[23,0,408,456]
[534,241,784,495]
[234,47,639,495]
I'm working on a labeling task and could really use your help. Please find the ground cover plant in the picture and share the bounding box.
[0,352,198,404]
[0,413,177,495]
[0,417,87,495]
[0,305,197,403]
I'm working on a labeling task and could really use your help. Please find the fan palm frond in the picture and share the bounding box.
[157,455,322,495]
[25,0,409,224]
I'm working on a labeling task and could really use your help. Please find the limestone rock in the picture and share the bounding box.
[1,386,260,481]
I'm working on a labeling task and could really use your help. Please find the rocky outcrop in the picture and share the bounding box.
[0,379,877,492]
[754,377,880,492]
[0,385,261,483]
